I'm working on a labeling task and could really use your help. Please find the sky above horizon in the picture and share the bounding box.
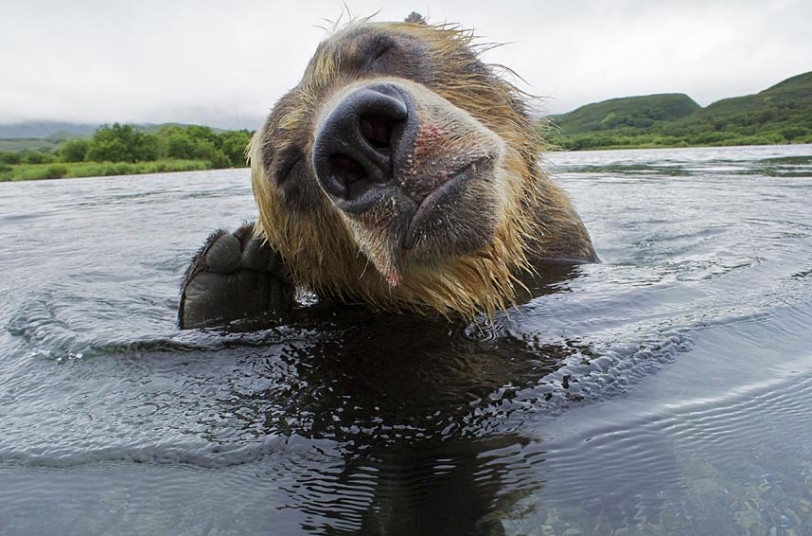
[2,0,810,129]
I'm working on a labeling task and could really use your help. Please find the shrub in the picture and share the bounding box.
[115,163,134,175]
[86,123,159,163]
[58,138,89,162]
[45,164,69,179]
[0,152,22,165]
[0,162,13,180]
[781,126,810,141]
[22,151,57,165]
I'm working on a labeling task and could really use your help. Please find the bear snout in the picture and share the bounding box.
[309,78,510,283]
[312,83,417,212]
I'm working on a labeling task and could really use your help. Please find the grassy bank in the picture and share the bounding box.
[0,159,219,182]
[0,122,253,182]
[544,131,802,151]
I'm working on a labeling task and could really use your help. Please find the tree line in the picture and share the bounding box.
[0,123,254,169]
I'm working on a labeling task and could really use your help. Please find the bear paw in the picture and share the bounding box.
[178,223,294,328]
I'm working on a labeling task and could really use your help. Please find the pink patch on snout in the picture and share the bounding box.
[413,122,444,161]
[402,121,456,202]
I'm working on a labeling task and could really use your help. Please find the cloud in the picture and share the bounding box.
[1,0,810,127]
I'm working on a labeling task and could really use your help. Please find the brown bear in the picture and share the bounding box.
[179,13,596,329]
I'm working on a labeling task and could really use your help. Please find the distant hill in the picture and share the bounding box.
[549,94,701,135]
[546,71,812,149]
[0,121,99,140]
[681,71,812,125]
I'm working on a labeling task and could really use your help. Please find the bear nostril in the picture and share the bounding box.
[313,83,413,205]
[328,154,368,198]
[360,113,394,152]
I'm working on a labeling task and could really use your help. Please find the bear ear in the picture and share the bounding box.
[404,12,427,24]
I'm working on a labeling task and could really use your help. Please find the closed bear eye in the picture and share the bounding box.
[365,35,397,68]
[275,148,304,186]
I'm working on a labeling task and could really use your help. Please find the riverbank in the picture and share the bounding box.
[545,132,812,151]
[0,159,229,182]
[3,141,810,182]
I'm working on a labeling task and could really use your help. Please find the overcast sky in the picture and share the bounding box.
[2,0,810,129]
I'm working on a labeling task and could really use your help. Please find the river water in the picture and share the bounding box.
[1,145,811,535]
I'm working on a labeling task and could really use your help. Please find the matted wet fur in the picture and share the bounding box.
[180,13,596,328]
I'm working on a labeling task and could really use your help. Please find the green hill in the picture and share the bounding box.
[675,71,812,134]
[546,71,812,150]
[549,94,701,135]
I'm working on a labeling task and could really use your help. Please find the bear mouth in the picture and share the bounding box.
[402,156,495,252]
[333,152,502,287]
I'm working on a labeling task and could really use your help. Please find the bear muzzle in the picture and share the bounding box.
[312,79,507,285]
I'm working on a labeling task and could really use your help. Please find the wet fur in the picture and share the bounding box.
[249,17,596,320]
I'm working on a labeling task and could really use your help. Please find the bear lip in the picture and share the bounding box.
[402,156,493,251]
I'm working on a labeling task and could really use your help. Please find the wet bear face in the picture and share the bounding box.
[250,17,594,318]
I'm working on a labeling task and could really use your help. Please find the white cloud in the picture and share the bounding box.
[1,0,810,127]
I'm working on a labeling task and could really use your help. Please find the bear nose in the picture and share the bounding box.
[313,84,410,204]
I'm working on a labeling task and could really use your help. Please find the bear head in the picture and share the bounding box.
[249,15,596,319]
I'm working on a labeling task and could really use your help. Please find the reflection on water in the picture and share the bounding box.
[1,146,812,535]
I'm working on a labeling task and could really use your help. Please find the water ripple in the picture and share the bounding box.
[1,147,811,534]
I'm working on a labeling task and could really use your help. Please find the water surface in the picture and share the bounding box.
[1,145,811,535]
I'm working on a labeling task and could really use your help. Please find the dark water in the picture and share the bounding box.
[1,145,811,535]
